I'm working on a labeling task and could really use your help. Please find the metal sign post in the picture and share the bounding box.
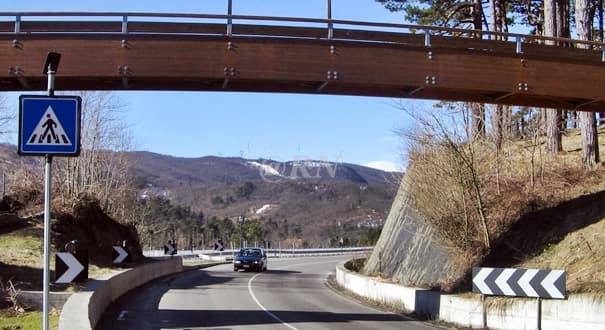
[17,52,81,330]
[42,53,59,330]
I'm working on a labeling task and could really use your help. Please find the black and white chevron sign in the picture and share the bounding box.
[112,246,130,263]
[164,242,177,255]
[55,252,88,284]
[472,267,566,299]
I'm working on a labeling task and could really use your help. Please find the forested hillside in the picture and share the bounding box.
[0,143,399,249]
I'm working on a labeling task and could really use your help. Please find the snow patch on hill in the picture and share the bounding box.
[255,204,273,214]
[246,161,283,177]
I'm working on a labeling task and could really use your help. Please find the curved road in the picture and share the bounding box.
[98,256,438,330]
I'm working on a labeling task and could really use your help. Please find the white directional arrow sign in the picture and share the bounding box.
[164,243,176,255]
[494,268,516,296]
[518,269,539,297]
[542,270,565,299]
[55,252,85,284]
[472,267,566,299]
[112,246,129,263]
[473,268,493,295]
[214,241,224,251]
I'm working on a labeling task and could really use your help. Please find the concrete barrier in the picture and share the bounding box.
[16,290,72,311]
[335,261,605,329]
[59,257,182,330]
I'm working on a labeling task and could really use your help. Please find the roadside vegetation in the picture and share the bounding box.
[396,102,605,293]
[0,311,59,330]
[373,0,605,294]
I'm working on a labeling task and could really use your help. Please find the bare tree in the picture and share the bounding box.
[401,102,490,251]
[0,95,16,136]
[54,91,135,216]
[470,103,486,140]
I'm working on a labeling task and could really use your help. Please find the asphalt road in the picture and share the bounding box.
[98,256,439,330]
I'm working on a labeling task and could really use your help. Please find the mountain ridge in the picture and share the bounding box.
[126,151,400,186]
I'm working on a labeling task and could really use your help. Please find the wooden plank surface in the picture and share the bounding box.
[1,30,604,111]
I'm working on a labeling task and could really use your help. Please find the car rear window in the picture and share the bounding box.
[241,249,261,256]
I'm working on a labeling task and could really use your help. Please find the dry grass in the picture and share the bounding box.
[405,122,605,292]
[521,218,605,295]
[0,220,123,291]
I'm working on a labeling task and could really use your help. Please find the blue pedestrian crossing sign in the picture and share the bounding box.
[18,95,81,156]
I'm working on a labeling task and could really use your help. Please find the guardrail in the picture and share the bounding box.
[0,11,604,55]
[144,247,373,259]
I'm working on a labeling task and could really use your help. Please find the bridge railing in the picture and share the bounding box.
[1,11,604,57]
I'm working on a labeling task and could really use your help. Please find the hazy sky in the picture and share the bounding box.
[1,1,421,172]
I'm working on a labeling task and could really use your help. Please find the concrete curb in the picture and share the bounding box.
[58,257,183,330]
[335,261,605,329]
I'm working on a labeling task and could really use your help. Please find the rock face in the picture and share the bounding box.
[363,175,461,289]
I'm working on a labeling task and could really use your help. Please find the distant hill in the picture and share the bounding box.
[125,152,401,246]
[0,143,401,246]
[126,151,398,185]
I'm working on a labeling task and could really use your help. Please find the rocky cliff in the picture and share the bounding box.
[362,174,463,289]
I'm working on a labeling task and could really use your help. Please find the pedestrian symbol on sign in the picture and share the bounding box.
[26,106,72,146]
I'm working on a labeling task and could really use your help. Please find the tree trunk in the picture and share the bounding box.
[492,105,504,148]
[576,0,600,169]
[557,0,570,41]
[598,0,603,123]
[560,110,567,130]
[471,0,483,30]
[544,0,557,45]
[492,105,503,194]
[466,0,486,141]
[543,0,567,153]
[579,112,600,169]
[470,103,486,140]
[546,108,563,152]
[573,111,579,129]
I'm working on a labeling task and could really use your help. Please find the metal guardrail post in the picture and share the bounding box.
[15,15,21,34]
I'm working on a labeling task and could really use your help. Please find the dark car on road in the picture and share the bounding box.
[234,247,267,272]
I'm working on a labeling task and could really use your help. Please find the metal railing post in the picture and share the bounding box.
[15,15,21,34]
[424,30,431,47]
[327,0,333,40]
[121,15,128,34]
[227,0,233,37]
[516,36,523,54]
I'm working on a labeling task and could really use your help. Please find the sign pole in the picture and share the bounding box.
[42,154,52,330]
[42,64,55,330]
[481,294,487,328]
[537,297,542,330]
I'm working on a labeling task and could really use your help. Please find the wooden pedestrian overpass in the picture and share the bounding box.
[1,12,605,111]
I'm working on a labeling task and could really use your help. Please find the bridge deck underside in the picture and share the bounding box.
[1,23,604,111]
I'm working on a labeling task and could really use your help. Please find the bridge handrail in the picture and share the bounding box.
[1,11,604,50]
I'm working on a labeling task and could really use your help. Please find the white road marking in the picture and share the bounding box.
[247,259,344,330]
[248,272,299,330]
[117,310,128,321]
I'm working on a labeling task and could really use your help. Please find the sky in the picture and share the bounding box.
[1,1,419,172]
